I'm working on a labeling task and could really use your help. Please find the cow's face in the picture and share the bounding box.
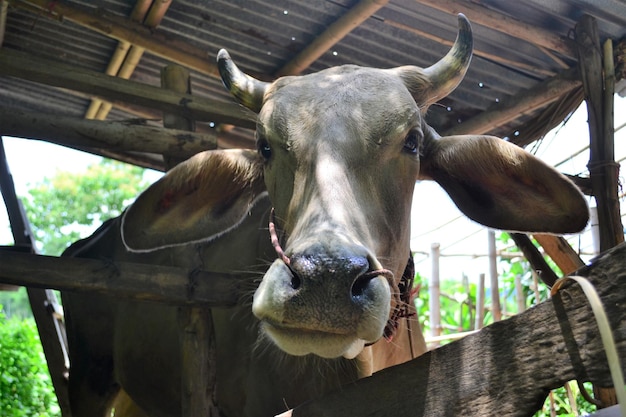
[217,16,473,359]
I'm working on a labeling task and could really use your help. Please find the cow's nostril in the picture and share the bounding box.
[351,273,374,299]
[290,273,301,290]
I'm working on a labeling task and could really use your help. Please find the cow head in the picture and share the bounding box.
[215,14,588,360]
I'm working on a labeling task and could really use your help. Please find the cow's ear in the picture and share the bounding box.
[121,149,267,252]
[418,135,588,234]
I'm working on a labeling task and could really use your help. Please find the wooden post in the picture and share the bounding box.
[511,233,559,286]
[429,243,441,342]
[161,64,219,417]
[0,139,71,416]
[576,14,623,408]
[487,230,501,321]
[161,64,196,167]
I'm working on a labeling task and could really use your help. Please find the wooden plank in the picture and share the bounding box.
[0,251,245,307]
[0,105,217,158]
[283,243,626,417]
[0,48,256,129]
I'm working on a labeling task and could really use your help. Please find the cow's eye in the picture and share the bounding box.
[403,131,422,155]
[257,138,272,160]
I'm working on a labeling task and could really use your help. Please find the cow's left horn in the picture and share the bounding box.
[393,14,472,106]
[423,14,473,103]
[217,49,269,113]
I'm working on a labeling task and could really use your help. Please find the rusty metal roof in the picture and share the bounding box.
[1,0,625,170]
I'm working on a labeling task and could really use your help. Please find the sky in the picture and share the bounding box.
[1,95,625,281]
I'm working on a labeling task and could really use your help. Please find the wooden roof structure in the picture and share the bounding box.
[1,0,625,171]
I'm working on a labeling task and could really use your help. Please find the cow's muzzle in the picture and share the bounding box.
[252,238,393,359]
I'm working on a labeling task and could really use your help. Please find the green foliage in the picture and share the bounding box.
[0,287,32,320]
[416,275,478,335]
[535,381,595,416]
[21,159,150,255]
[0,310,60,416]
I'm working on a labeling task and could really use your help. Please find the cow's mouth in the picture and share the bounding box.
[260,319,369,359]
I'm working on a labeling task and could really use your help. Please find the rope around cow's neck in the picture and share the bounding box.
[268,208,416,359]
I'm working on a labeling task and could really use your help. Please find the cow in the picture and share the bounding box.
[62,14,589,417]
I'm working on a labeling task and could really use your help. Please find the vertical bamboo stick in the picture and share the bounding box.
[488,230,501,321]
[475,273,485,330]
[429,243,441,342]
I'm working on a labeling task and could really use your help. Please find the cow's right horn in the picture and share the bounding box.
[217,49,269,113]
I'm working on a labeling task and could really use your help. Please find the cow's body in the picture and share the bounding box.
[63,15,588,417]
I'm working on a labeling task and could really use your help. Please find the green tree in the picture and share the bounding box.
[21,159,150,256]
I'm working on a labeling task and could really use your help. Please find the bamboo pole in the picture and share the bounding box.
[487,230,501,321]
[575,14,622,409]
[429,243,441,342]
[474,273,485,330]
[92,0,173,121]
[514,275,525,313]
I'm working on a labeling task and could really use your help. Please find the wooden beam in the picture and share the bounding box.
[0,105,216,158]
[0,48,256,129]
[12,0,221,78]
[444,67,581,136]
[276,0,390,76]
[283,243,626,417]
[533,234,585,276]
[0,251,245,307]
[414,0,576,59]
[510,233,559,287]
